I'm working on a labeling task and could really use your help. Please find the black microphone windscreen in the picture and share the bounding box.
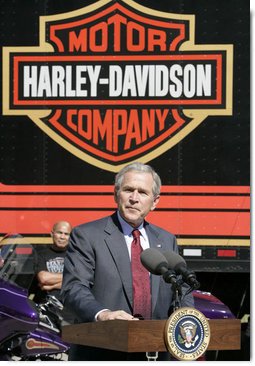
[163,250,186,270]
[140,248,168,275]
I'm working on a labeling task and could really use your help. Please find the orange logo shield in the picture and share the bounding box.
[2,0,233,172]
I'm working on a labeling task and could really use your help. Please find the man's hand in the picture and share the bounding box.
[97,310,140,321]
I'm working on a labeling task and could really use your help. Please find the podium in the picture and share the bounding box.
[62,318,240,353]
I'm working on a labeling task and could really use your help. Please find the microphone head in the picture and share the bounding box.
[163,250,186,272]
[140,248,168,275]
[163,250,199,289]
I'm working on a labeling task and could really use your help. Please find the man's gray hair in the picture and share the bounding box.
[115,162,161,198]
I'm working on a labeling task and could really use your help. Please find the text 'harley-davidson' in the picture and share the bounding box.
[0,234,69,361]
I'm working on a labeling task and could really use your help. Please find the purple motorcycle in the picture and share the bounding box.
[0,234,69,361]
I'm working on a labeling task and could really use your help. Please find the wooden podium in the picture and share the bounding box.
[62,318,241,353]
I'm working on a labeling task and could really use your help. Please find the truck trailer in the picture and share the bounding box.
[0,0,250,360]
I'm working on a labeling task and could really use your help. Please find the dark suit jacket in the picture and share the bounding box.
[61,212,194,360]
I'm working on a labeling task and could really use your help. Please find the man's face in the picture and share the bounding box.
[115,170,160,227]
[51,223,71,250]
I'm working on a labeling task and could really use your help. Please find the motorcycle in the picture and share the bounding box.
[0,234,69,361]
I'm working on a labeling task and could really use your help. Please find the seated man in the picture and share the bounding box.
[34,220,74,323]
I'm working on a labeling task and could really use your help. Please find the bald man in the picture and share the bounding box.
[34,221,74,323]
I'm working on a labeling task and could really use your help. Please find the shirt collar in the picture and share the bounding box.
[117,211,144,236]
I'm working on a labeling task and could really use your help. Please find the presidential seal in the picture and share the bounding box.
[164,307,210,361]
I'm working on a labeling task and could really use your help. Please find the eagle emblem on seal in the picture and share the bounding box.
[178,320,199,348]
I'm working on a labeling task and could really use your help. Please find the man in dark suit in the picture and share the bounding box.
[61,162,194,360]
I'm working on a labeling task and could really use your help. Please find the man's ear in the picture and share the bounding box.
[151,195,160,211]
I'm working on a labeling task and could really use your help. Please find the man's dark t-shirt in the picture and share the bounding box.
[33,245,75,323]
[34,245,66,302]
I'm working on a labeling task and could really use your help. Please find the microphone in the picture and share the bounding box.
[140,248,177,285]
[163,250,200,289]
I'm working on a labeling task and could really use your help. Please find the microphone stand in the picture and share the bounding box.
[162,270,183,311]
[172,281,182,311]
[145,271,182,361]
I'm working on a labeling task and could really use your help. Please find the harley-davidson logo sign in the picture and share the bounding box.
[2,0,233,172]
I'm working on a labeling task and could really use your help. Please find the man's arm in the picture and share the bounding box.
[37,270,63,291]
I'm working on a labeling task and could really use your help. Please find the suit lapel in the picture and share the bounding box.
[145,223,163,312]
[104,213,133,307]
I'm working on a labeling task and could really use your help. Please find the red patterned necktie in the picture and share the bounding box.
[131,229,151,319]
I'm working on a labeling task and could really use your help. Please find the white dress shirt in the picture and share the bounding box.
[117,211,150,258]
